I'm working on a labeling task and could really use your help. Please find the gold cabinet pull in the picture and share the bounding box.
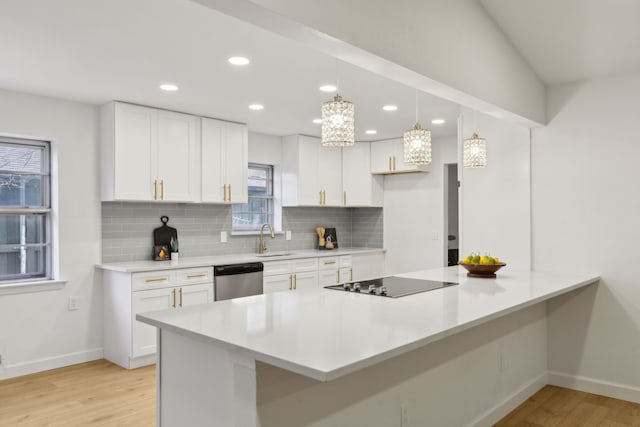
[324,260,336,265]
[323,190,326,205]
[223,184,227,202]
[187,274,206,279]
[319,190,323,205]
[343,191,347,206]
[160,179,164,200]
[336,271,339,283]
[388,156,392,171]
[293,274,297,290]
[393,156,396,171]
[172,288,176,308]
[145,277,167,283]
[179,287,183,307]
[350,268,353,281]
[153,180,157,200]
[289,274,292,290]
[228,184,231,202]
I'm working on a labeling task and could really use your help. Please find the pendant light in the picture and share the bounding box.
[321,61,355,147]
[463,111,487,168]
[403,90,431,165]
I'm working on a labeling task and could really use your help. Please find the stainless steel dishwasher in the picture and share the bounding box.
[214,262,264,301]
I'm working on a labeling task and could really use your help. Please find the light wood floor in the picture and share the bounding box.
[1,360,639,426]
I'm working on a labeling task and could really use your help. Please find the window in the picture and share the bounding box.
[232,163,273,232]
[0,137,51,282]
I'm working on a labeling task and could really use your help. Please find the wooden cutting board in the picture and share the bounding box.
[153,216,177,249]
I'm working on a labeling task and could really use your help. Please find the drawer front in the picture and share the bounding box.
[132,270,176,291]
[292,257,318,273]
[176,267,214,285]
[318,257,339,270]
[263,260,291,276]
[339,255,352,268]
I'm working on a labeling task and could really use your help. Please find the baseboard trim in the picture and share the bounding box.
[469,372,548,427]
[0,348,103,380]
[548,371,640,404]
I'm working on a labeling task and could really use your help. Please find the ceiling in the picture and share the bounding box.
[0,0,460,141]
[479,0,640,85]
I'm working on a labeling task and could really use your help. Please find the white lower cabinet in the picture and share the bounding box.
[263,258,319,293]
[351,252,385,280]
[318,255,352,286]
[104,266,213,369]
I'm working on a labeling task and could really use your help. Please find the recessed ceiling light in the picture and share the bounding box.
[431,118,446,125]
[382,105,398,111]
[365,130,377,135]
[248,104,264,111]
[312,118,322,124]
[160,83,179,92]
[228,56,250,66]
[319,84,337,92]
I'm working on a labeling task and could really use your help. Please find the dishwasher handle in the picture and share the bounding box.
[214,262,263,276]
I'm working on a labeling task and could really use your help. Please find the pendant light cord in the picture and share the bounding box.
[335,58,340,94]
[415,89,419,125]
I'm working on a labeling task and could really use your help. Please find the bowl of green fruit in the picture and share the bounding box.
[459,253,506,278]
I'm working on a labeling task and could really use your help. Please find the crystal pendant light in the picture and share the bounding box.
[403,90,431,165]
[321,94,355,147]
[463,133,487,168]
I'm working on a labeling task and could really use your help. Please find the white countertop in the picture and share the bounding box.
[137,266,599,382]
[97,247,384,273]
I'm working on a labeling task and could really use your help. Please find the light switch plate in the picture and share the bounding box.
[220,231,227,243]
[286,230,291,241]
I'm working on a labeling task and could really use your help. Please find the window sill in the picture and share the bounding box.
[231,230,284,237]
[0,279,67,296]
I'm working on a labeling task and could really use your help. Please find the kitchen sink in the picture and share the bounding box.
[255,251,295,257]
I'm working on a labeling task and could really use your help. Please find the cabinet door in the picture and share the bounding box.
[264,273,293,293]
[343,143,383,206]
[351,252,385,281]
[180,283,214,307]
[201,118,225,203]
[339,267,353,284]
[318,269,339,287]
[297,136,321,205]
[157,111,199,202]
[113,103,157,200]
[370,140,394,174]
[224,122,248,204]
[132,287,174,357]
[318,146,343,206]
[293,271,318,290]
[391,139,418,173]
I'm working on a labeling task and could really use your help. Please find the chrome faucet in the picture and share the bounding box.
[258,223,275,254]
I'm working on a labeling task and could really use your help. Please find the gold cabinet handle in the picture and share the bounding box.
[228,184,231,202]
[343,191,347,206]
[393,156,396,171]
[179,287,183,307]
[172,288,176,308]
[153,180,158,200]
[293,274,297,290]
[319,190,323,205]
[187,274,206,279]
[289,274,292,290]
[145,277,167,283]
[388,156,392,171]
[160,179,164,200]
[350,268,353,281]
[336,271,339,283]
[324,261,336,265]
[323,190,326,205]
[223,184,227,202]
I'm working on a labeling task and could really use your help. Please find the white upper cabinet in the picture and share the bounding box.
[101,102,199,202]
[282,135,342,207]
[201,118,248,204]
[342,143,383,207]
[370,138,422,174]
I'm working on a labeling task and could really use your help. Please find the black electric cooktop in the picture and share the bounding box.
[324,276,458,298]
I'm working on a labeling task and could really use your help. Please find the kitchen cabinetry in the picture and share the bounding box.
[351,252,385,280]
[263,258,319,293]
[282,135,342,206]
[100,102,200,202]
[201,117,248,204]
[318,255,352,286]
[342,143,383,206]
[370,138,425,174]
[103,266,213,369]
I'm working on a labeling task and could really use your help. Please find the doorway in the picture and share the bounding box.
[444,163,459,266]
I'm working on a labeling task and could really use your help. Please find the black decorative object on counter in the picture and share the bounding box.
[152,216,178,261]
[319,227,338,250]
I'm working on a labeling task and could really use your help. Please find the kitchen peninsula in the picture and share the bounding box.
[138,267,599,427]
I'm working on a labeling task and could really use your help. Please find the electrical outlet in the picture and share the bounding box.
[220,231,227,243]
[401,402,409,427]
[286,230,291,241]
[68,296,79,311]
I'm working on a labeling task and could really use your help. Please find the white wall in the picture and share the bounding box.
[384,136,457,275]
[460,107,531,271]
[0,89,102,379]
[194,0,545,127]
[532,72,640,401]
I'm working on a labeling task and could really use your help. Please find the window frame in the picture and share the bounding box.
[232,163,274,232]
[0,136,52,283]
